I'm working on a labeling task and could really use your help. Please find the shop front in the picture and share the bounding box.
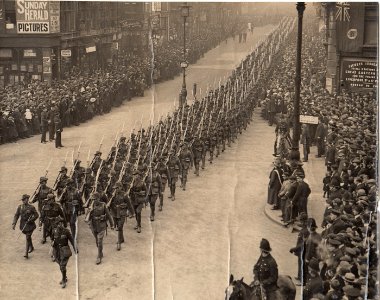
[0,36,60,87]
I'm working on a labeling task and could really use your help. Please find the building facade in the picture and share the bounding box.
[319,2,378,94]
[0,0,149,86]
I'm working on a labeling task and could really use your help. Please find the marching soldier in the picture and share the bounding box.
[91,151,103,174]
[54,167,69,197]
[86,192,114,264]
[147,163,163,221]
[12,194,39,258]
[192,137,204,176]
[178,143,194,190]
[129,170,147,233]
[31,176,53,213]
[201,134,210,169]
[167,150,182,200]
[108,182,134,250]
[82,168,95,206]
[156,156,169,211]
[51,216,76,288]
[59,178,83,239]
[40,193,66,245]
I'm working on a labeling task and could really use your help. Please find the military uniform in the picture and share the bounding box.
[87,195,114,264]
[54,167,69,197]
[157,159,169,210]
[59,180,82,239]
[129,173,147,233]
[178,144,193,190]
[109,184,134,250]
[147,168,162,221]
[12,194,39,258]
[31,177,53,213]
[192,137,204,176]
[52,218,75,288]
[40,194,66,244]
[167,153,182,200]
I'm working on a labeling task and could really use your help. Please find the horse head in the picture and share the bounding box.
[225,274,250,300]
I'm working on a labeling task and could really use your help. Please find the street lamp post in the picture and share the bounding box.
[289,2,305,162]
[179,3,190,106]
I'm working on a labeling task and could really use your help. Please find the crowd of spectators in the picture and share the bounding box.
[0,14,287,145]
[262,20,378,299]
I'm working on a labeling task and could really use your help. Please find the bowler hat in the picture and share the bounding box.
[259,238,271,252]
[307,218,317,229]
[308,258,320,272]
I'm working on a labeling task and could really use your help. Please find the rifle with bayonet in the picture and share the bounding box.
[89,135,104,169]
[53,151,69,191]
[30,158,53,204]
[84,159,104,211]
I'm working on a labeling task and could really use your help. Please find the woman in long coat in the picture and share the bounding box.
[267,158,283,209]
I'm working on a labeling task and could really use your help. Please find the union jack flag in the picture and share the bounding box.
[336,2,350,22]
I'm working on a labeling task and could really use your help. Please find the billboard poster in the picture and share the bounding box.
[341,59,378,90]
[16,0,60,34]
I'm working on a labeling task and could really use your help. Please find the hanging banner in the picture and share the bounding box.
[335,2,365,53]
[16,0,60,34]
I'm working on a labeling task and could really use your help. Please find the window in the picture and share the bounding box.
[364,3,379,46]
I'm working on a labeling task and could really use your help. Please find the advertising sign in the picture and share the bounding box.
[341,60,378,90]
[16,0,60,34]
[300,115,319,125]
[86,46,96,53]
[61,49,71,57]
[24,49,37,57]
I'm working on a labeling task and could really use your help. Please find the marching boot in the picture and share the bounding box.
[24,241,29,259]
[28,236,34,253]
[60,270,67,288]
[116,243,121,251]
[137,226,141,233]
[118,230,124,244]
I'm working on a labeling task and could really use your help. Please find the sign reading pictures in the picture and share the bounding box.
[300,115,319,125]
[16,0,60,34]
[342,60,378,90]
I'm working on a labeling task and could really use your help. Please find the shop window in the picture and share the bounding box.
[364,3,379,46]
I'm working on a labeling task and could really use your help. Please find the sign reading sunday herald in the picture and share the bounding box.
[16,0,60,34]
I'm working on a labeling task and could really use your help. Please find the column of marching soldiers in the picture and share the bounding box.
[12,16,296,288]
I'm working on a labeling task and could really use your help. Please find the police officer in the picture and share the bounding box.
[178,143,194,190]
[40,193,66,245]
[31,176,53,213]
[86,192,114,264]
[253,239,279,300]
[51,216,76,288]
[108,182,134,250]
[12,194,39,258]
[129,170,147,233]
[147,163,163,221]
[167,150,182,200]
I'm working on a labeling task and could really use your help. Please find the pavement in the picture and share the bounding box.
[0,24,331,300]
